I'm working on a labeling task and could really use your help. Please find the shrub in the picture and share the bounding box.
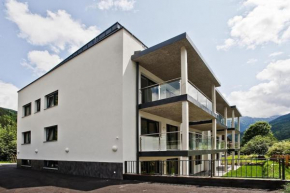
[241,135,275,155]
[267,141,290,157]
[284,183,290,193]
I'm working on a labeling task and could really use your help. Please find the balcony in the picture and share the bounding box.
[189,132,212,150]
[140,78,213,113]
[139,131,225,152]
[216,113,226,126]
[227,142,240,149]
[140,131,181,151]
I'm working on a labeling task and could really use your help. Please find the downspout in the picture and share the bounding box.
[136,62,139,174]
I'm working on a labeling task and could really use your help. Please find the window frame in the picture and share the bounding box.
[35,99,41,113]
[141,118,159,137]
[22,131,31,144]
[23,103,31,117]
[44,125,58,142]
[45,91,58,109]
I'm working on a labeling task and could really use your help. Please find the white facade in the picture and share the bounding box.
[17,23,242,178]
[17,29,145,164]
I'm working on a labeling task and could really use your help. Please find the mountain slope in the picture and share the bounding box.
[270,113,290,140]
[240,116,278,133]
[0,107,17,128]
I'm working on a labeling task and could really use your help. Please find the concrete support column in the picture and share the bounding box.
[180,156,189,176]
[181,101,189,175]
[231,110,235,169]
[181,101,189,150]
[211,85,217,176]
[238,117,241,165]
[224,107,228,172]
[181,47,188,95]
[237,117,241,148]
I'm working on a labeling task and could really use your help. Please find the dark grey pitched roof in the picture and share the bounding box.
[18,22,146,92]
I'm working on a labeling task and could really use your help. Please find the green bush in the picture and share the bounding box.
[284,183,290,193]
[267,141,290,156]
[241,135,275,155]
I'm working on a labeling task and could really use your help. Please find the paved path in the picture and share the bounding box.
[0,165,281,193]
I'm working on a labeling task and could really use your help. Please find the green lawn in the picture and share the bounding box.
[0,161,15,163]
[224,165,263,178]
[223,159,290,179]
[222,155,266,165]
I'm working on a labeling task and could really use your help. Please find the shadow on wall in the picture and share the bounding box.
[0,165,139,191]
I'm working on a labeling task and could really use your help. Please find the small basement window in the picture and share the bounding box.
[45,125,57,142]
[21,160,31,167]
[23,103,31,117]
[22,131,31,144]
[46,91,58,109]
[44,160,58,170]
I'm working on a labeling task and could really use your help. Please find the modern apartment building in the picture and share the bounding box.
[17,22,242,179]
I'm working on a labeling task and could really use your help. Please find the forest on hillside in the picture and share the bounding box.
[0,107,17,161]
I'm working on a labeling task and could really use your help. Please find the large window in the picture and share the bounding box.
[35,99,41,113]
[44,160,58,169]
[141,75,157,103]
[23,131,31,144]
[195,155,201,165]
[141,118,159,136]
[46,91,58,108]
[23,103,31,117]
[45,125,58,142]
[141,161,160,175]
[166,158,179,175]
[166,124,178,150]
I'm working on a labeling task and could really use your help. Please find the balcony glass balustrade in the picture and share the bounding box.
[216,140,226,149]
[189,132,212,150]
[140,78,213,112]
[140,131,181,151]
[227,142,240,149]
[188,81,212,112]
[140,131,222,151]
[216,113,225,126]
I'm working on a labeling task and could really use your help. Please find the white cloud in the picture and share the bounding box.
[227,58,290,117]
[96,0,135,11]
[216,38,235,51]
[5,0,100,53]
[269,51,284,57]
[217,0,290,50]
[22,50,62,76]
[246,58,258,64]
[0,81,18,110]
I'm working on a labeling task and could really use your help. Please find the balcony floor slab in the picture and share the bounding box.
[139,149,227,157]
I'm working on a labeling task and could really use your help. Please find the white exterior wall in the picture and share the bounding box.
[122,30,146,162]
[17,29,143,163]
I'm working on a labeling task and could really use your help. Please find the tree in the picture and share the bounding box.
[241,135,275,155]
[0,124,17,161]
[241,121,275,146]
[267,141,290,156]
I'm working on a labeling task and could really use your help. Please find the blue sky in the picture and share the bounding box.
[0,0,290,117]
